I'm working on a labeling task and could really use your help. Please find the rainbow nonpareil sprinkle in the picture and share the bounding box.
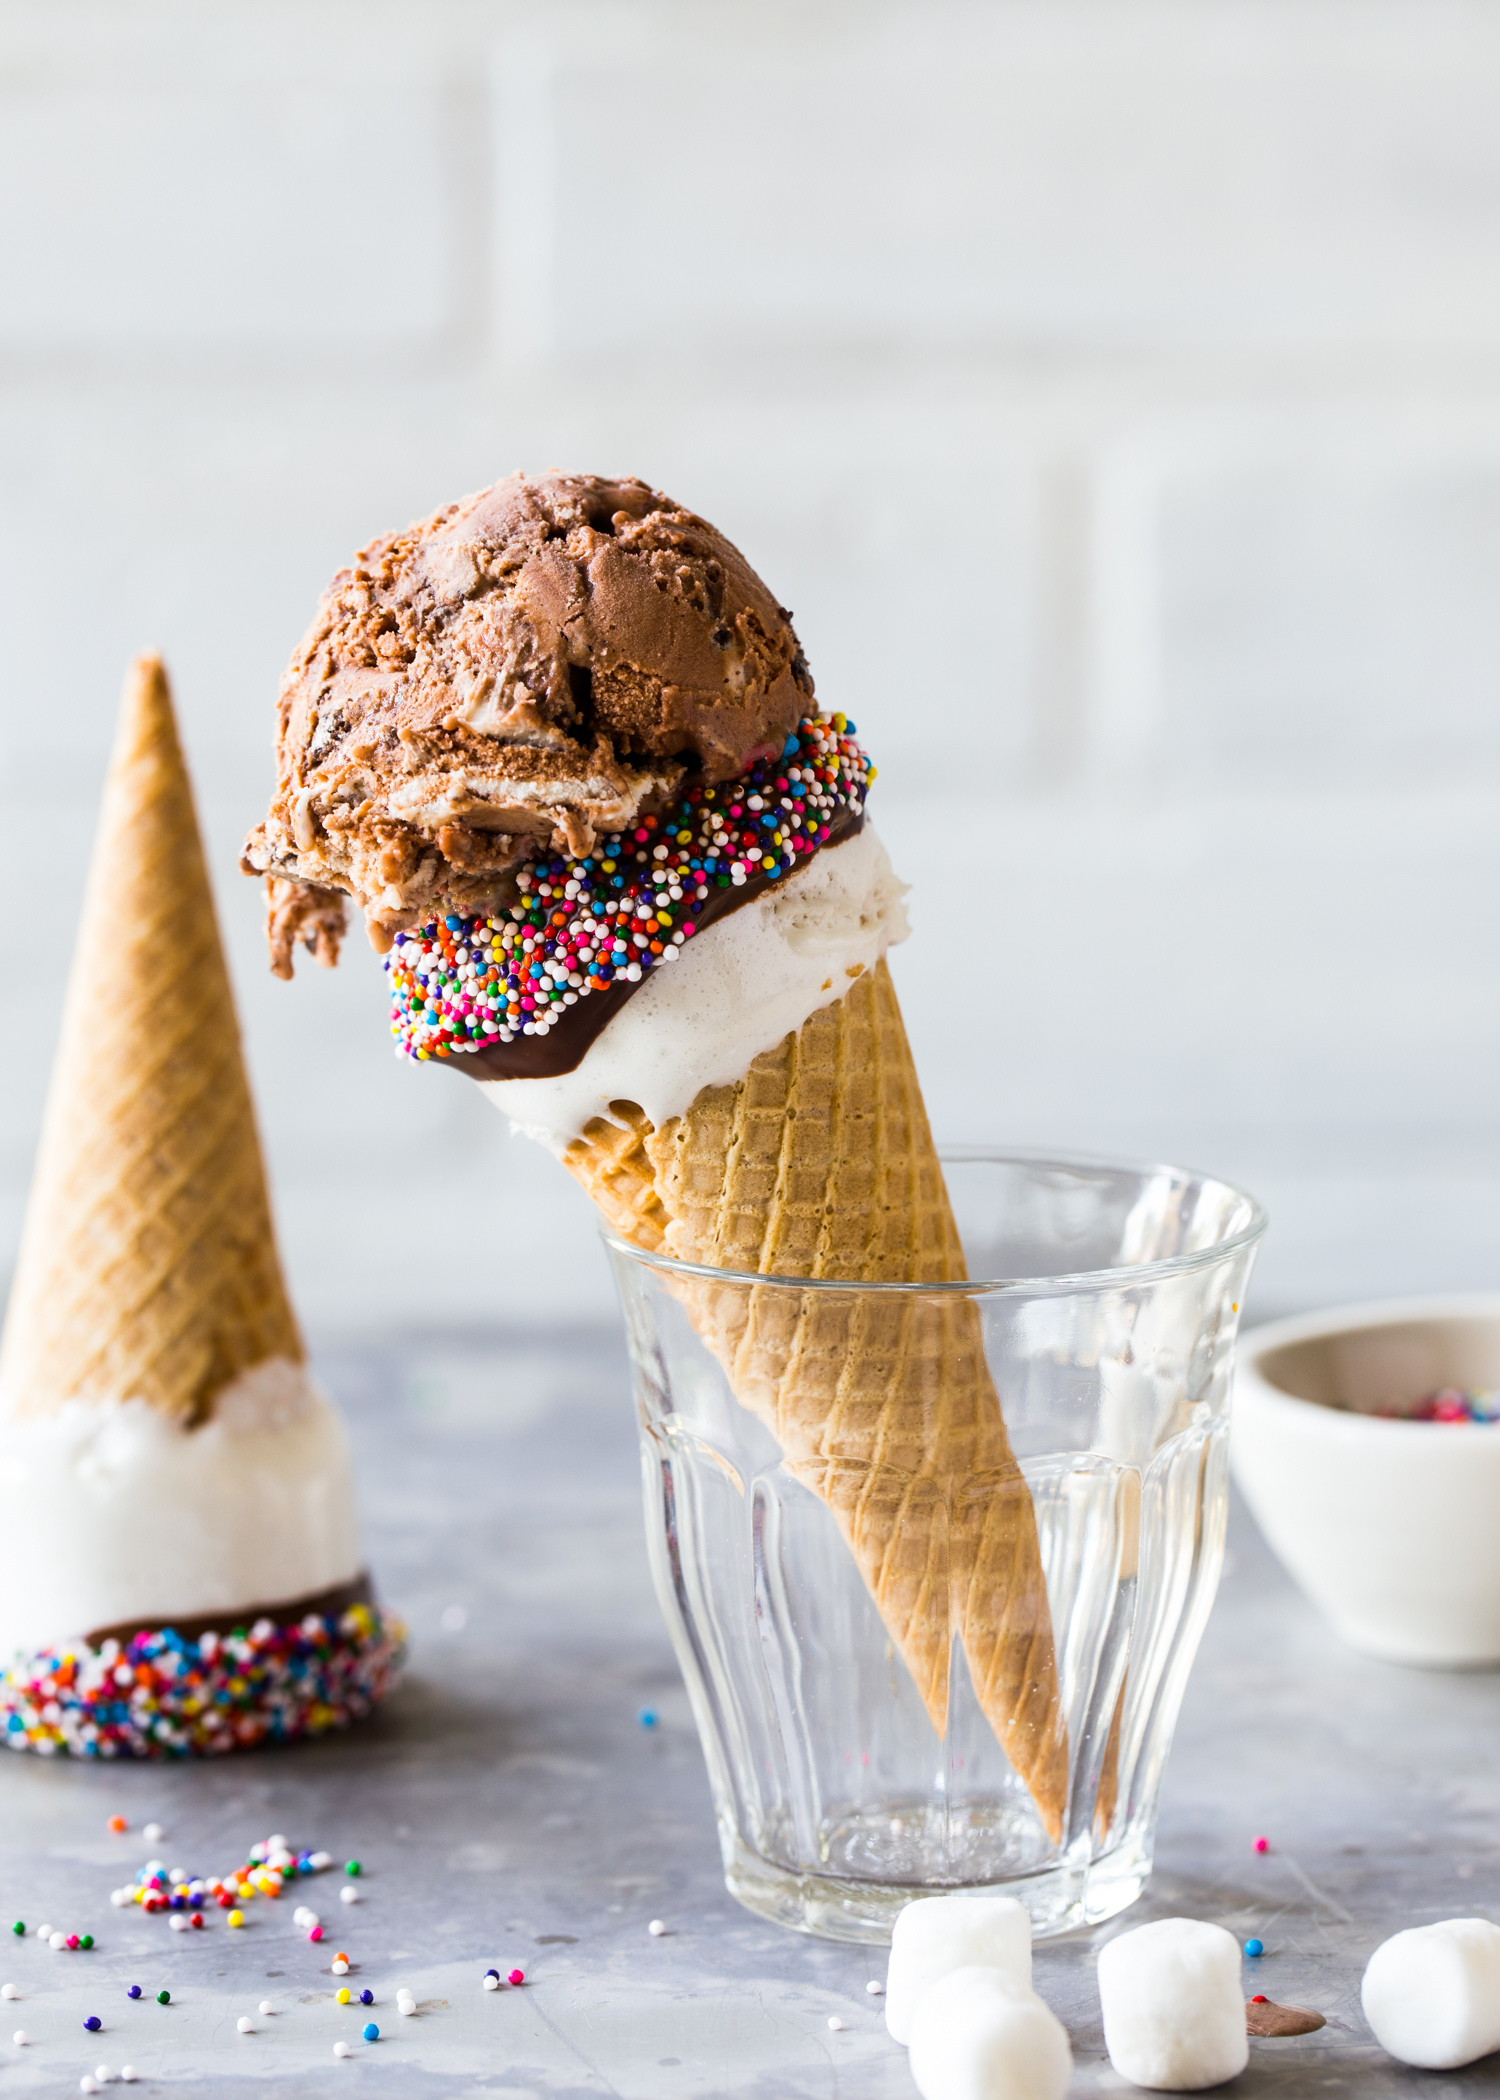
[0,1604,405,1759]
[114,1832,336,1915]
[384,711,872,1060]
[1387,1387,1500,1424]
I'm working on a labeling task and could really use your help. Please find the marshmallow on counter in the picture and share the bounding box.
[909,1967,1071,2100]
[1362,1918,1500,2070]
[885,1895,1032,2046]
[1097,1918,1249,2091]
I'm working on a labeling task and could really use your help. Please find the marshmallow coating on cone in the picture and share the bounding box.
[886,1897,1033,2046]
[1362,1918,1500,2069]
[908,1968,1071,2100]
[0,1360,360,1660]
[1097,1919,1248,2091]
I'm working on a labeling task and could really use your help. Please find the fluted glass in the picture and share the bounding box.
[606,1151,1265,1943]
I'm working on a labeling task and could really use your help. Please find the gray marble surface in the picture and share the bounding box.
[2,1324,1499,2096]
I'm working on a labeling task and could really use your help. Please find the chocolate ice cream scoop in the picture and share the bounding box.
[243,472,812,975]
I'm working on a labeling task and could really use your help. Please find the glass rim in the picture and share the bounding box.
[601,1145,1268,1297]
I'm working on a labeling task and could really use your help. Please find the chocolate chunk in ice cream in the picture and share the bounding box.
[243,472,813,973]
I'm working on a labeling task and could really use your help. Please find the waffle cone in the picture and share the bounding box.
[564,959,1068,1841]
[0,656,303,1425]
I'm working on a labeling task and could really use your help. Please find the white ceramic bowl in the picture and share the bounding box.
[1231,1294,1500,1666]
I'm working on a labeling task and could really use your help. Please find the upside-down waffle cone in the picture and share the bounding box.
[0,656,303,1425]
[564,958,1069,1841]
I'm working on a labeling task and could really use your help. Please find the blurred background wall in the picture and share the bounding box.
[1,0,1497,1330]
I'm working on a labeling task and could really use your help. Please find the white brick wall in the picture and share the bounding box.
[2,0,1498,1332]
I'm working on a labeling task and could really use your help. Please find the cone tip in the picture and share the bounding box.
[108,653,183,779]
[125,651,170,701]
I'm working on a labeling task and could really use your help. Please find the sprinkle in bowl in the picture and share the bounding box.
[1231,1294,1500,1666]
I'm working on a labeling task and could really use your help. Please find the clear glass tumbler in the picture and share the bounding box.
[606,1151,1265,1944]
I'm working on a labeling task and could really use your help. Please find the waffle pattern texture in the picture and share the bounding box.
[0,657,303,1424]
[565,958,1069,1840]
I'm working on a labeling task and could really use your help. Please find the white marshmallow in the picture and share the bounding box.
[885,1896,1032,2045]
[1097,1918,1248,2091]
[909,1968,1071,2100]
[1362,1918,1500,2069]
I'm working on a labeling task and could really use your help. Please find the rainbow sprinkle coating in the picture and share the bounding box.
[0,1603,405,1758]
[384,711,873,1060]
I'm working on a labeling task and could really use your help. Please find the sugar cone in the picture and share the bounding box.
[0,656,303,1425]
[564,959,1069,1841]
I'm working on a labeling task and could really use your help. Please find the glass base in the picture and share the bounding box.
[721,1827,1153,1945]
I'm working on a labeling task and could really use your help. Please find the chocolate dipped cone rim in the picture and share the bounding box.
[84,1573,375,1650]
[2,1577,404,1758]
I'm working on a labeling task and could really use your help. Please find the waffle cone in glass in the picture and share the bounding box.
[563,957,1068,1840]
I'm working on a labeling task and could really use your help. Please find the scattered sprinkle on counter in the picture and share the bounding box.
[385,712,873,1059]
[828,2016,845,2031]
[648,1919,667,1937]
[638,1708,658,1728]
[84,2015,101,2031]
[1253,1836,1270,1853]
[508,1969,525,1986]
[1245,1938,1265,1958]
[362,2022,379,2042]
[333,2039,350,2057]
